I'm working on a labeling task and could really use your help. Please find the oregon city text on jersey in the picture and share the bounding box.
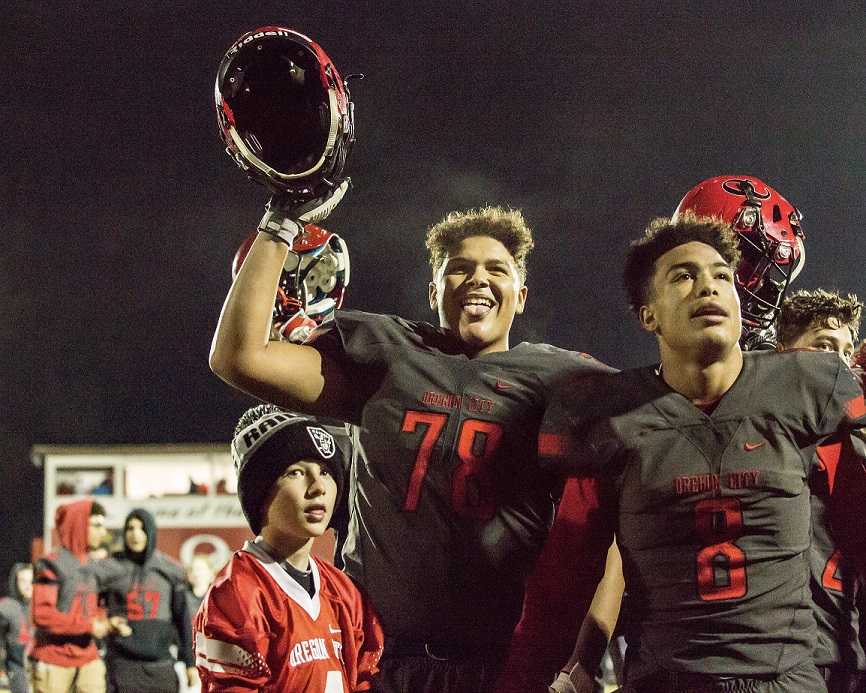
[673,469,761,495]
[421,389,494,414]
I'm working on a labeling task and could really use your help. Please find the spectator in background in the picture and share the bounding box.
[184,556,215,619]
[0,563,33,693]
[30,499,125,693]
[179,556,215,693]
[91,477,112,497]
[96,509,197,693]
[187,480,207,496]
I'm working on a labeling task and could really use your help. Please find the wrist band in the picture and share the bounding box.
[258,209,302,247]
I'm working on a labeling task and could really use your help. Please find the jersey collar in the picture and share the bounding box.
[243,539,322,619]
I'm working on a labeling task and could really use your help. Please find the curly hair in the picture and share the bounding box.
[624,211,742,314]
[777,288,862,346]
[425,206,534,281]
[233,403,285,437]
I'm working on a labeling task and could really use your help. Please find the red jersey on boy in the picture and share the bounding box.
[195,539,383,692]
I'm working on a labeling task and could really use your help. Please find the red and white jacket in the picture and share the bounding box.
[195,540,383,693]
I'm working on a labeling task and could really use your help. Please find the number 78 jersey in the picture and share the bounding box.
[539,349,866,678]
[309,310,612,644]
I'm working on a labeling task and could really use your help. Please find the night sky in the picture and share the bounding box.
[4,3,866,579]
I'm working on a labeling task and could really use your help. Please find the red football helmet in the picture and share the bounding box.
[232,226,350,342]
[673,175,806,350]
[215,26,356,202]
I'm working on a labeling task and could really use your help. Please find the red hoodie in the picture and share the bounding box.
[31,499,104,667]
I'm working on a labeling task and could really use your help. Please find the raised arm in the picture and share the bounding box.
[210,187,353,417]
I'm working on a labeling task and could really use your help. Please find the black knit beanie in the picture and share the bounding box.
[232,409,346,535]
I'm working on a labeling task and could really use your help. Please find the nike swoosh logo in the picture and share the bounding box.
[743,441,765,451]
[328,625,341,634]
[495,378,512,390]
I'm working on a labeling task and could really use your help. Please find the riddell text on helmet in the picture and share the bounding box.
[228,28,314,56]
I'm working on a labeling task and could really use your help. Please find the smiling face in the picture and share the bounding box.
[261,459,337,544]
[639,241,742,360]
[428,235,527,356]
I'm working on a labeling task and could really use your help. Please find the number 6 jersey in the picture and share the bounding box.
[309,310,612,646]
[539,349,866,679]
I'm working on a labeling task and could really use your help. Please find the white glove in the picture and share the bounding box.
[549,673,579,693]
[258,180,350,246]
[548,664,596,693]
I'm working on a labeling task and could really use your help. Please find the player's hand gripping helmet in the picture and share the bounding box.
[215,27,356,203]
[673,175,806,351]
[232,226,350,343]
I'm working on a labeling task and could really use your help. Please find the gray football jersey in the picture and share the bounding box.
[540,350,866,677]
[96,551,194,665]
[809,442,865,670]
[310,309,612,644]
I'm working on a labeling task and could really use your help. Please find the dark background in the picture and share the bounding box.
[4,2,865,580]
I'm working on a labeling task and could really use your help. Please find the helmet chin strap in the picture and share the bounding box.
[789,240,805,282]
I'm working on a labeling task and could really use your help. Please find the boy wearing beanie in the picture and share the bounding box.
[194,405,382,692]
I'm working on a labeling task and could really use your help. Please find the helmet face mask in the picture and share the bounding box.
[232,225,350,334]
[733,200,804,332]
[278,228,349,323]
[673,176,806,349]
[216,27,354,201]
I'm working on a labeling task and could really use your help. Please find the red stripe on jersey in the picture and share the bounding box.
[538,433,571,457]
[817,442,842,494]
[845,394,866,421]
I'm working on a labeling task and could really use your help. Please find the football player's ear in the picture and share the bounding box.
[515,285,528,315]
[428,281,438,311]
[639,305,657,333]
